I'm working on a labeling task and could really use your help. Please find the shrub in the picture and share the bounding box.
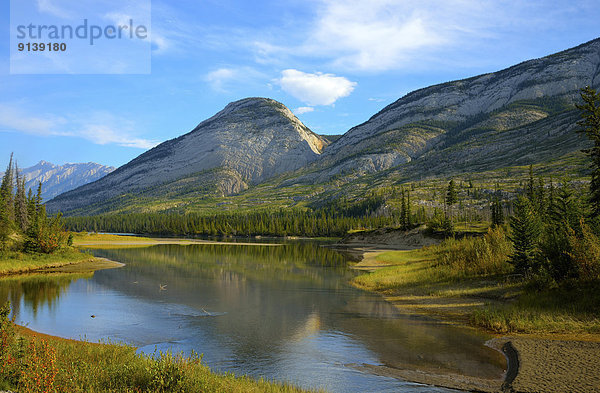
[568,219,600,281]
[433,226,513,276]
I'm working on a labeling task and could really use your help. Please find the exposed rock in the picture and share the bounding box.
[1,161,115,201]
[47,98,326,213]
[315,38,600,179]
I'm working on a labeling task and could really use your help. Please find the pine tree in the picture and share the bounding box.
[406,189,412,228]
[14,164,29,232]
[27,188,36,224]
[0,155,15,249]
[0,153,15,224]
[509,196,542,276]
[491,184,504,227]
[527,164,536,203]
[445,179,458,206]
[400,187,407,229]
[535,177,546,212]
[576,86,600,219]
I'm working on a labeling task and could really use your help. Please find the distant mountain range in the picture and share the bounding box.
[1,161,115,201]
[47,38,599,215]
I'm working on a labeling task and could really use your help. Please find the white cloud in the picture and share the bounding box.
[278,69,356,106]
[0,104,157,149]
[79,124,156,149]
[204,67,266,92]
[205,68,237,92]
[305,0,445,71]
[294,107,315,115]
[250,0,546,72]
[36,0,73,18]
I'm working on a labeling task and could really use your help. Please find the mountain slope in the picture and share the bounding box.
[1,161,115,201]
[307,38,599,181]
[47,98,327,214]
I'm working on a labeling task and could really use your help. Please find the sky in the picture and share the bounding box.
[1,0,599,169]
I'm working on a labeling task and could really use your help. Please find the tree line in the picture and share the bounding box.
[63,208,401,238]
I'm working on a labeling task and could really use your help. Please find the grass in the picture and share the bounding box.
[0,304,318,393]
[0,249,94,276]
[352,229,600,335]
[353,227,513,292]
[472,283,600,335]
[72,232,156,243]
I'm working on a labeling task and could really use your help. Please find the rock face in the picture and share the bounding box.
[47,98,327,213]
[1,161,115,201]
[47,38,600,215]
[312,38,600,180]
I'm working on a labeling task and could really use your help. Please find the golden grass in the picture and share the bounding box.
[0,250,94,276]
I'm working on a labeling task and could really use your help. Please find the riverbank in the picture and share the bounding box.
[0,249,122,277]
[73,232,283,248]
[0,305,318,393]
[349,246,600,392]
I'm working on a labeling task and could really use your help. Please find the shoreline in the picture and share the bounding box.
[0,256,124,278]
[348,246,600,393]
[6,234,599,392]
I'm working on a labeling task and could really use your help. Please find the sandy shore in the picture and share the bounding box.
[341,235,600,393]
[489,337,600,393]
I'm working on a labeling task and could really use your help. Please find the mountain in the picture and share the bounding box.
[303,38,599,182]
[47,98,327,214]
[1,161,115,201]
[48,38,599,216]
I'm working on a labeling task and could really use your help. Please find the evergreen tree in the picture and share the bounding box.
[14,164,29,232]
[491,184,504,227]
[540,180,583,281]
[535,177,546,212]
[576,86,600,219]
[509,196,542,276]
[26,188,36,224]
[527,164,535,202]
[445,179,458,206]
[406,189,412,229]
[0,154,15,224]
[0,155,15,249]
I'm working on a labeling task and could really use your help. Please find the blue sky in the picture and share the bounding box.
[1,0,599,169]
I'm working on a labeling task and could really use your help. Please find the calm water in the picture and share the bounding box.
[0,243,505,393]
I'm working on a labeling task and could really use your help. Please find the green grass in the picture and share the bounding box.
[353,227,513,293]
[351,229,600,335]
[72,233,156,243]
[0,304,319,393]
[0,249,94,276]
[472,283,600,334]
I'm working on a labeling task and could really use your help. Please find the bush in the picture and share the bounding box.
[568,219,600,281]
[433,226,513,276]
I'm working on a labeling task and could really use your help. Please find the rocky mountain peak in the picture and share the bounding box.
[191,97,326,154]
[47,98,327,213]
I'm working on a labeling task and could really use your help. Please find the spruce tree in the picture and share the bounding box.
[0,154,15,224]
[491,184,504,227]
[509,196,542,276]
[14,164,29,232]
[406,189,412,228]
[527,164,535,202]
[400,187,407,229]
[576,86,600,219]
[445,179,458,206]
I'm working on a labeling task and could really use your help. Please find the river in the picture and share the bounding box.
[0,242,505,393]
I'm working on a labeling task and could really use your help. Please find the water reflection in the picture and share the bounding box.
[0,243,504,393]
[0,273,86,318]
